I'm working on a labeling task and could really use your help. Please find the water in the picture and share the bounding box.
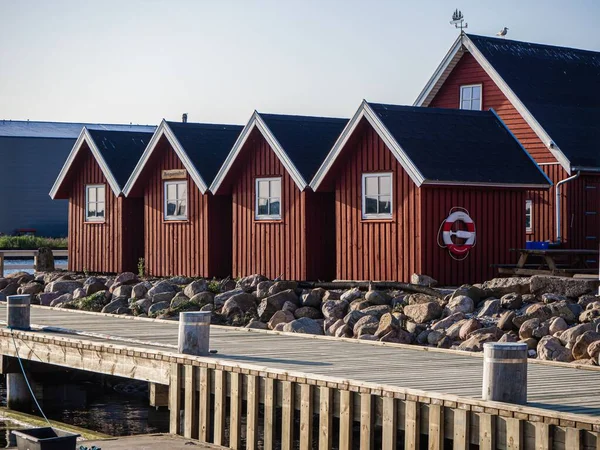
[2,258,68,277]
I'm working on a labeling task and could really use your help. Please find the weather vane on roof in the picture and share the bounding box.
[450,9,467,33]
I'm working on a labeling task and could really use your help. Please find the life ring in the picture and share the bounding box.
[441,210,476,257]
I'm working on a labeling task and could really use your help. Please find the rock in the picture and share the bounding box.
[294,306,322,320]
[17,282,43,295]
[453,285,486,305]
[85,280,108,296]
[365,290,390,306]
[522,294,537,304]
[349,298,372,311]
[283,318,324,335]
[169,292,191,309]
[322,300,349,321]
[445,295,474,315]
[322,291,341,301]
[361,305,391,319]
[255,281,273,299]
[480,277,531,296]
[559,323,594,347]
[427,330,445,346]
[72,288,86,300]
[101,296,129,314]
[437,336,453,348]
[353,315,380,337]
[587,340,600,361]
[35,247,55,271]
[405,321,424,335]
[380,329,413,344]
[184,280,207,298]
[132,298,152,314]
[245,320,268,330]
[213,288,244,309]
[548,300,579,324]
[148,301,170,316]
[268,281,298,296]
[431,312,465,331]
[548,317,569,335]
[416,330,431,345]
[498,332,518,343]
[513,303,552,328]
[572,331,600,360]
[458,332,498,352]
[0,279,8,290]
[301,288,325,307]
[410,273,437,287]
[500,293,522,310]
[542,293,568,304]
[38,292,63,306]
[224,293,256,312]
[46,280,83,294]
[334,323,352,338]
[586,301,600,311]
[200,304,214,312]
[358,334,377,341]
[268,310,295,329]
[190,292,215,306]
[7,272,34,284]
[50,293,73,307]
[578,295,599,309]
[580,308,600,323]
[537,336,573,362]
[519,337,538,350]
[498,311,517,332]
[530,275,598,298]
[477,299,501,318]
[519,318,549,340]
[403,302,443,324]
[0,282,19,296]
[236,274,268,292]
[405,293,442,305]
[459,319,482,340]
[112,284,133,298]
[446,319,468,340]
[148,281,178,304]
[112,272,138,288]
[257,290,297,321]
[282,301,298,313]
[374,313,400,338]
[340,287,362,302]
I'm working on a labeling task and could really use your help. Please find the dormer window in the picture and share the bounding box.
[460,85,482,110]
[85,185,105,222]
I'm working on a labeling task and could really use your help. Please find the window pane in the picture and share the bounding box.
[462,87,471,100]
[270,179,281,198]
[176,200,187,217]
[379,196,391,214]
[88,187,96,202]
[269,198,280,216]
[365,177,378,196]
[379,176,391,195]
[258,181,269,198]
[166,201,177,216]
[472,86,481,99]
[167,183,176,201]
[87,203,96,217]
[257,198,268,216]
[97,206,105,218]
[365,196,378,214]
[177,183,187,200]
[472,98,481,110]
[97,187,105,202]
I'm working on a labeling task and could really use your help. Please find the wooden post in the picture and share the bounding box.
[319,387,332,450]
[214,370,226,446]
[360,393,372,450]
[506,418,522,449]
[198,367,211,442]
[482,343,527,404]
[565,427,581,449]
[300,384,313,450]
[264,377,275,450]
[535,422,551,450]
[382,397,396,450]
[405,400,419,449]
[453,409,469,450]
[282,381,294,450]
[178,311,210,356]
[230,372,242,450]
[429,404,444,450]
[169,362,182,435]
[339,390,353,450]
[149,383,169,407]
[6,372,31,412]
[0,253,4,277]
[246,375,259,450]
[7,295,31,331]
[183,365,198,439]
[478,413,495,450]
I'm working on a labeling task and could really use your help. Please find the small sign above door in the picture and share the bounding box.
[162,169,187,180]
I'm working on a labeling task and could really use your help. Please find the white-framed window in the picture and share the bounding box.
[460,84,482,110]
[164,180,188,221]
[255,177,281,220]
[362,173,392,219]
[85,184,105,222]
[525,199,533,233]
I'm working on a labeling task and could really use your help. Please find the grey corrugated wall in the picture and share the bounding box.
[0,136,73,237]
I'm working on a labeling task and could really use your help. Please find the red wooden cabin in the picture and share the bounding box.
[50,128,154,273]
[123,120,243,278]
[210,112,348,281]
[415,34,600,259]
[311,102,551,285]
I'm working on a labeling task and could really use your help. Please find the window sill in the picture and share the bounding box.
[361,218,394,223]
[84,220,105,224]
[163,219,189,224]
[254,219,284,224]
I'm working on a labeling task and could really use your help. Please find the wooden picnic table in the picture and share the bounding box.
[496,247,599,277]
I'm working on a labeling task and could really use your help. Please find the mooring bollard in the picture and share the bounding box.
[7,295,31,331]
[482,342,527,404]
[178,311,210,356]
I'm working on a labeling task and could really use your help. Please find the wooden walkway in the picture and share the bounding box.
[1,304,600,417]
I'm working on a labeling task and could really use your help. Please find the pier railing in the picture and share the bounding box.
[0,249,68,275]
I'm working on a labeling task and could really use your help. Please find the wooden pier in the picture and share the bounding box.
[1,304,600,449]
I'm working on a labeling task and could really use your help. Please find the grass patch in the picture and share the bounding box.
[0,236,68,250]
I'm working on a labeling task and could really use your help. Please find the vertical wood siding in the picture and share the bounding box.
[420,187,526,286]
[229,129,329,280]
[67,145,142,273]
[333,121,421,281]
[143,137,223,278]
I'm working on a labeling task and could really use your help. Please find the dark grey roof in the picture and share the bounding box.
[0,120,155,138]
[467,34,600,168]
[368,103,550,186]
[259,113,349,182]
[87,129,154,189]
[166,121,244,185]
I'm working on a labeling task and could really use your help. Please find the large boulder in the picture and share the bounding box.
[148,301,170,316]
[222,292,255,312]
[405,293,442,305]
[445,295,474,315]
[513,303,552,328]
[349,298,371,312]
[148,281,178,304]
[459,319,482,340]
[403,302,443,324]
[301,288,326,308]
[498,311,517,332]
[380,329,413,344]
[547,300,579,324]
[256,281,274,299]
[112,284,133,299]
[38,292,62,306]
[410,274,437,287]
[17,282,43,295]
[214,288,245,309]
[184,280,208,298]
[257,290,297,321]
[50,293,73,307]
[446,319,468,340]
[578,295,599,309]
[190,292,215,306]
[580,308,600,323]
[111,272,138,288]
[46,280,83,295]
[477,299,500,318]
[294,306,322,320]
[548,317,569,335]
[268,281,298,296]
[537,336,573,362]
[283,318,324,335]
[236,274,268,292]
[587,340,600,362]
[340,288,362,302]
[361,305,391,319]
[374,313,400,338]
[530,276,598,298]
[101,296,129,314]
[559,323,594,347]
[480,277,531,296]
[542,293,568,304]
[500,293,522,310]
[353,315,380,337]
[518,318,549,340]
[572,331,600,360]
[431,312,465,331]
[131,281,152,299]
[457,331,499,352]
[322,300,349,321]
[268,310,295,329]
[365,290,391,306]
[170,292,192,309]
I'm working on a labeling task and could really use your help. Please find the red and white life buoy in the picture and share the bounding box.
[439,209,476,258]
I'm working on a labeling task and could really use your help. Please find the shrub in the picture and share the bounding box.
[0,236,68,250]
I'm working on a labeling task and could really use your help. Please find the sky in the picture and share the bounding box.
[1,0,599,126]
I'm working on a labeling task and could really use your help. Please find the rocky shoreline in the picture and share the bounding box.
[1,271,599,365]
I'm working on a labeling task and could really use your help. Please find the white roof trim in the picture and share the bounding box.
[309,101,426,190]
[209,112,307,193]
[49,128,121,199]
[123,120,208,196]
[414,34,572,174]
[421,180,551,189]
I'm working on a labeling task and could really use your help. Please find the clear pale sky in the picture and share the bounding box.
[1,0,598,125]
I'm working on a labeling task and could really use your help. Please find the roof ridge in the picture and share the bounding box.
[258,112,348,122]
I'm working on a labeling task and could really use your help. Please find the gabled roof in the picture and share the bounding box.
[123,120,243,196]
[50,128,154,199]
[0,120,155,138]
[414,33,600,171]
[210,111,348,193]
[311,101,551,190]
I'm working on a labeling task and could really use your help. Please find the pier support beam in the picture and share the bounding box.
[7,372,31,412]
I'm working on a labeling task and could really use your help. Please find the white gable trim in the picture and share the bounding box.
[49,128,121,199]
[309,101,426,191]
[123,120,208,196]
[414,34,572,174]
[209,112,307,194]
